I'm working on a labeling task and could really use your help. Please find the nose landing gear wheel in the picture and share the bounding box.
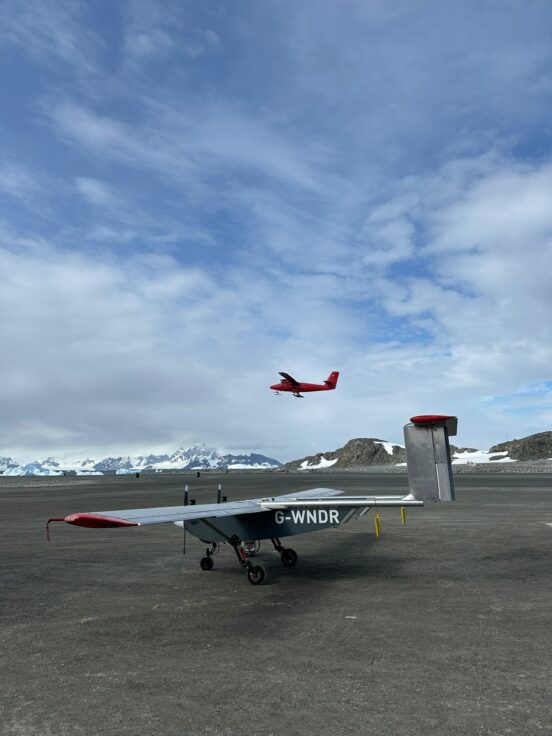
[280,548,298,567]
[200,556,214,571]
[247,564,266,585]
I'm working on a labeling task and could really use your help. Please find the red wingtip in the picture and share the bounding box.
[46,513,139,540]
[64,513,139,529]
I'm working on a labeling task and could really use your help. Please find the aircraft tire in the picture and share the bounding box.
[247,564,266,585]
[281,548,298,567]
[200,556,214,571]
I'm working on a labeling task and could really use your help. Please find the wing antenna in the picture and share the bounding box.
[182,485,189,555]
[46,517,66,541]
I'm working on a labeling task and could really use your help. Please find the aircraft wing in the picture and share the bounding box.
[60,500,266,528]
[261,495,423,509]
[47,487,344,534]
[279,371,300,386]
[260,493,424,533]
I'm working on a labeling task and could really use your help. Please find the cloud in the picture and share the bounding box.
[367,155,552,402]
[0,0,102,75]
[121,0,220,64]
[270,1,552,177]
[0,219,48,250]
[124,28,174,59]
[5,144,550,462]
[53,102,130,151]
[2,1,552,463]
[426,164,552,255]
[0,244,215,457]
[361,216,415,267]
[485,381,552,411]
[50,98,327,194]
[75,177,118,207]
[124,27,219,60]
[0,163,39,200]
[0,232,433,461]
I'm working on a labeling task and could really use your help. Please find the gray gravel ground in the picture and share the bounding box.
[1,472,551,736]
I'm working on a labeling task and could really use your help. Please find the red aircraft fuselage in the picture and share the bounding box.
[270,371,339,397]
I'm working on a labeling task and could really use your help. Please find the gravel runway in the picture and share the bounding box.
[1,472,551,736]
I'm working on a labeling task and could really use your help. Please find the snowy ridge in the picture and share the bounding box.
[1,445,282,476]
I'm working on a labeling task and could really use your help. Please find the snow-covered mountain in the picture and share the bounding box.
[1,444,282,475]
[114,445,282,472]
[0,457,19,472]
[153,445,222,471]
[5,431,550,476]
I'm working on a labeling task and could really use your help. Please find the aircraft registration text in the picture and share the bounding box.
[275,509,340,525]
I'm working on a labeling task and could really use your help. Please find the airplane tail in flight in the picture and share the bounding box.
[403,415,457,502]
[324,371,339,388]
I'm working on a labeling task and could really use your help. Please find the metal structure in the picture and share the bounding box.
[404,414,457,502]
[47,415,457,586]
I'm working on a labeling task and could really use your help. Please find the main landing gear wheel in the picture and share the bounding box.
[200,556,214,571]
[280,548,298,567]
[247,564,266,586]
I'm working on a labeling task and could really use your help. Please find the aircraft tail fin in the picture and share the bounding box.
[324,371,339,388]
[403,415,457,502]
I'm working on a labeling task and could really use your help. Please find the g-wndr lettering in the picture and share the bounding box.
[275,509,339,525]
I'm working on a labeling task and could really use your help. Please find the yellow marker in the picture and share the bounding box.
[400,506,406,526]
[374,513,381,540]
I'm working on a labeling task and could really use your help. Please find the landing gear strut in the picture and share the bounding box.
[230,535,267,586]
[271,538,298,567]
[199,542,218,571]
[198,536,297,584]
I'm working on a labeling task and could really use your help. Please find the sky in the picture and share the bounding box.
[1,0,552,463]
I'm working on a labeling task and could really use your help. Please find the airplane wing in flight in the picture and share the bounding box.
[279,372,300,386]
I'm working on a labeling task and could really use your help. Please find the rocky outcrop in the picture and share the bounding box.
[285,438,405,470]
[488,432,552,461]
[450,445,478,454]
[286,432,552,470]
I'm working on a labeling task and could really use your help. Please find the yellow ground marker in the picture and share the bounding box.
[374,512,381,540]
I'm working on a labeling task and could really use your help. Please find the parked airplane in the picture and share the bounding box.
[271,370,339,397]
[46,415,457,585]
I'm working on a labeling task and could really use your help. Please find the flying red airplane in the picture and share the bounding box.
[270,371,339,398]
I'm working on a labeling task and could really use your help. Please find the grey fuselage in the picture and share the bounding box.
[183,506,353,543]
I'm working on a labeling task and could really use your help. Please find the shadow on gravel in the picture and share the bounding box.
[479,546,552,581]
[186,531,408,591]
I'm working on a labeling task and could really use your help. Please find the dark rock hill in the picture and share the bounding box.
[286,431,552,469]
[489,431,552,461]
[450,445,478,454]
[285,438,406,470]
